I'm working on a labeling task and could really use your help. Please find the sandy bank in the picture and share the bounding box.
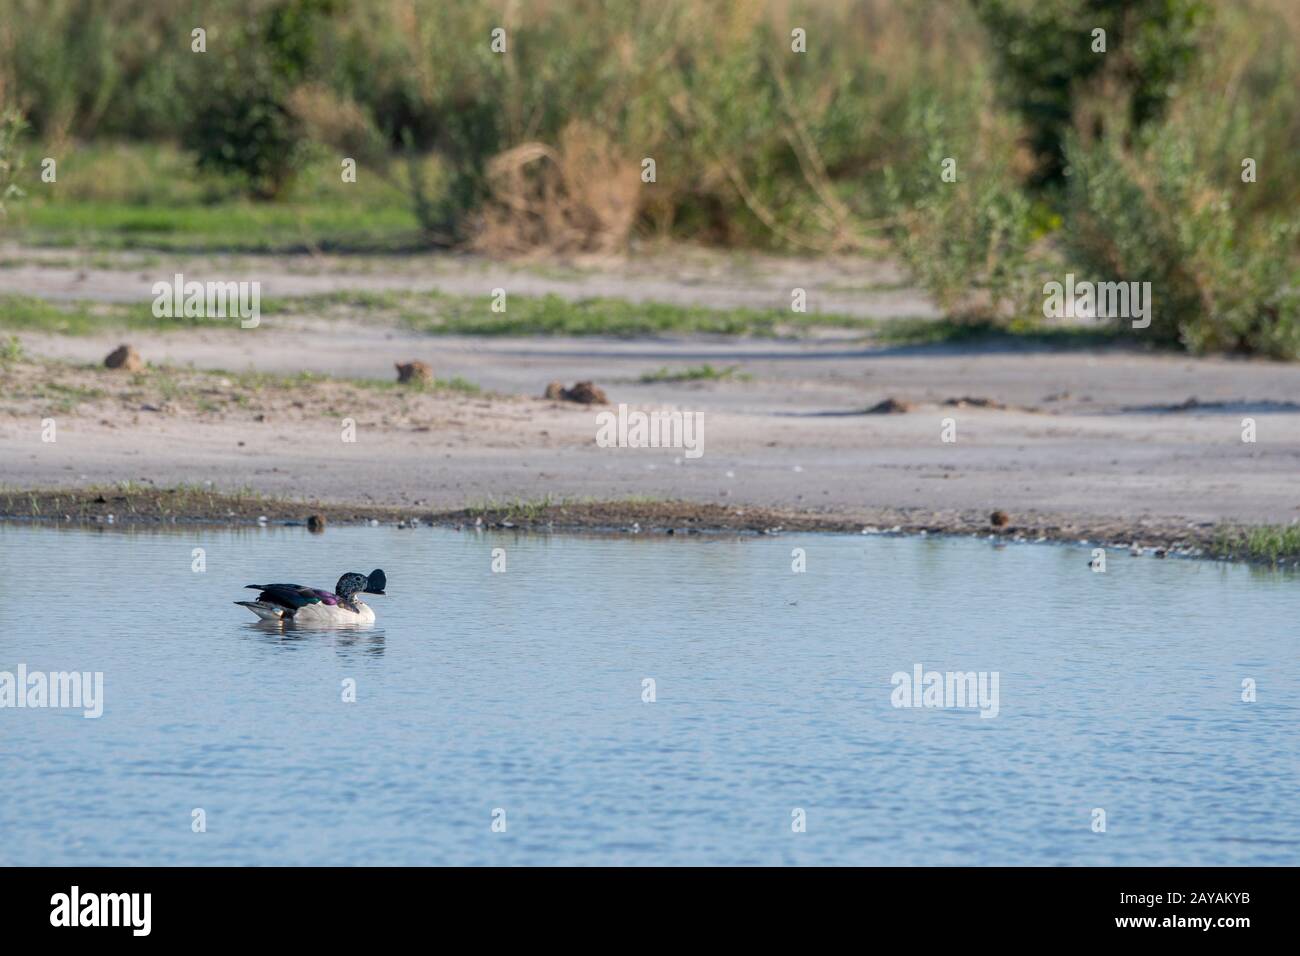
[2,248,1297,551]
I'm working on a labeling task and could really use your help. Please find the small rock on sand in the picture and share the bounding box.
[395,361,433,384]
[104,344,143,372]
[545,381,609,404]
[866,397,913,414]
[945,396,1008,410]
[990,510,1010,527]
[307,514,326,533]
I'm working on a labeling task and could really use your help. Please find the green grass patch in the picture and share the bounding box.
[206,366,482,396]
[260,289,409,313]
[0,334,24,365]
[405,294,820,337]
[1210,525,1300,564]
[397,294,1132,345]
[1,284,1130,351]
[1,353,485,417]
[10,143,421,253]
[0,481,285,521]
[12,200,422,253]
[22,380,107,413]
[638,363,750,383]
[261,288,895,337]
[352,374,482,395]
[0,294,200,334]
[462,494,565,523]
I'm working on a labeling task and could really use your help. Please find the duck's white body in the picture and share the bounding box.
[240,600,375,624]
[295,601,375,624]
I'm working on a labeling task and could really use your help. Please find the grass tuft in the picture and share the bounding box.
[1210,525,1300,564]
[638,364,750,383]
[0,334,24,365]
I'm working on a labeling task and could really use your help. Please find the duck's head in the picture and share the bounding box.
[336,569,387,602]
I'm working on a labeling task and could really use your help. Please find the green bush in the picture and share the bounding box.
[1062,129,1299,356]
[883,91,1039,320]
[1150,1,1300,222]
[181,1,335,199]
[892,175,1037,321]
[0,0,196,140]
[182,49,300,199]
[971,0,1207,186]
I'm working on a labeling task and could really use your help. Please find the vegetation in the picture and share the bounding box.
[0,352,484,418]
[403,294,869,338]
[1063,128,1299,357]
[1054,1,1300,358]
[462,495,565,524]
[0,483,299,522]
[0,109,23,215]
[0,333,23,364]
[639,364,750,383]
[971,0,1207,186]
[272,288,934,338]
[0,0,1295,353]
[182,0,338,199]
[0,293,206,333]
[1211,525,1300,564]
[4,142,418,251]
[0,288,1134,346]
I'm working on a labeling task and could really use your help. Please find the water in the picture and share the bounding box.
[1,522,1297,866]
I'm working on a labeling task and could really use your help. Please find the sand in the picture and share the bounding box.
[2,247,1298,542]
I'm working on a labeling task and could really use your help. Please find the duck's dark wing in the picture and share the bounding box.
[243,583,324,610]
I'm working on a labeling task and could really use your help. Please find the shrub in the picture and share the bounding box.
[324,0,506,240]
[182,1,336,199]
[891,175,1038,321]
[1062,128,1299,356]
[1147,0,1300,222]
[971,0,1207,185]
[883,89,1040,321]
[0,0,195,141]
[0,334,24,365]
[183,50,300,199]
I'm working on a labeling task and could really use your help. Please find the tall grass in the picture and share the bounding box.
[0,0,1296,352]
[1059,0,1300,356]
[0,0,1004,252]
[1211,525,1300,564]
[0,108,23,215]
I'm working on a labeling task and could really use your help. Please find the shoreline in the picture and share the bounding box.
[1,486,1285,564]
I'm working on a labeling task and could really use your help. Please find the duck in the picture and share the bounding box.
[236,569,386,624]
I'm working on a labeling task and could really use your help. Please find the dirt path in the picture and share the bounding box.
[2,247,1298,539]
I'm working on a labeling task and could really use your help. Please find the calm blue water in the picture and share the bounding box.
[1,522,1297,866]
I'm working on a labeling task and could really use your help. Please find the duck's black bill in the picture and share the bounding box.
[367,569,387,594]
